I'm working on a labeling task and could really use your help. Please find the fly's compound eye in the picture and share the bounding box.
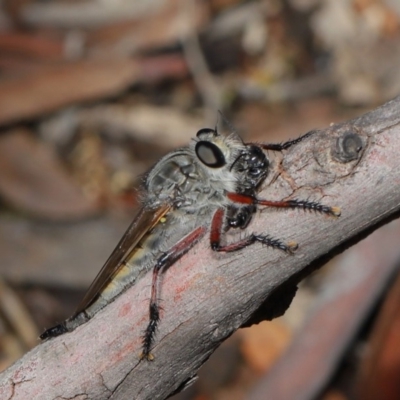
[195,141,226,168]
[196,128,216,139]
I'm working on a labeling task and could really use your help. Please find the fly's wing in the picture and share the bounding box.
[73,204,171,316]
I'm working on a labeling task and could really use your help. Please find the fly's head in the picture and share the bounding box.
[193,127,270,195]
[193,129,270,231]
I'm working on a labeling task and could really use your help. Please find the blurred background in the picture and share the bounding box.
[0,0,400,399]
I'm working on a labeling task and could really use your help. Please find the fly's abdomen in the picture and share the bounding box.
[94,250,156,312]
[61,212,204,333]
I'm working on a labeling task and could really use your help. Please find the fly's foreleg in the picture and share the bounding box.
[257,199,341,216]
[227,193,341,217]
[210,208,297,253]
[141,226,207,361]
[252,130,316,152]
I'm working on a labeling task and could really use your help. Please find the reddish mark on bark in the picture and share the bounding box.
[173,282,190,303]
[173,271,202,303]
[13,361,38,381]
[118,302,132,318]
[113,340,139,363]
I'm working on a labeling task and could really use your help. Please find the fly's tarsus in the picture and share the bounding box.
[40,323,68,340]
[256,198,340,217]
[140,303,160,361]
[284,200,341,217]
[213,232,296,253]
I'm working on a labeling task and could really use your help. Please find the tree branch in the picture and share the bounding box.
[1,96,400,400]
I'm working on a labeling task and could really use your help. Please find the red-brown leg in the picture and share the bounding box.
[226,193,340,217]
[257,199,341,216]
[141,225,207,361]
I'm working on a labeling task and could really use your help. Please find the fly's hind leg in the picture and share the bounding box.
[40,323,68,340]
[213,192,340,253]
[140,226,207,361]
[210,208,298,254]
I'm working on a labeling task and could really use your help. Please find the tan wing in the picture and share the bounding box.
[73,204,171,316]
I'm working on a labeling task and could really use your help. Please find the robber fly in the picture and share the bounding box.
[40,126,340,360]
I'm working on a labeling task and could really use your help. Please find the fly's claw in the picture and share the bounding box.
[287,241,298,254]
[254,235,297,254]
[139,351,155,361]
[330,206,341,217]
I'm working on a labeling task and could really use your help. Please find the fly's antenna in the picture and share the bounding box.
[217,110,244,143]
[217,110,234,132]
[214,111,220,135]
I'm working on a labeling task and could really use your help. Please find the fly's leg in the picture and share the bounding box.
[210,208,297,253]
[40,323,68,340]
[257,199,341,216]
[141,226,207,361]
[227,193,341,217]
[213,192,340,251]
[253,130,317,152]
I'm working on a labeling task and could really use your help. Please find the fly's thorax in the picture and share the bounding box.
[146,150,193,193]
[231,145,269,193]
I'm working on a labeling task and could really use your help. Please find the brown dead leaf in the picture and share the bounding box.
[0,128,98,220]
[0,56,188,126]
[0,32,64,61]
[240,320,291,374]
[87,0,209,56]
[0,59,138,125]
[322,390,348,400]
